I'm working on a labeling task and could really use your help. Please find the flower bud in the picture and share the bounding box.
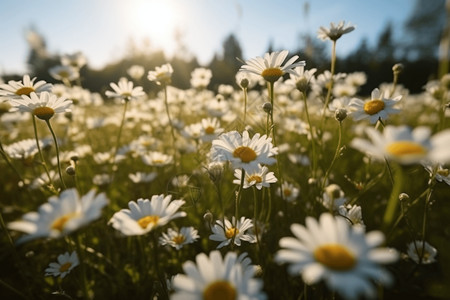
[262,102,272,114]
[334,108,347,122]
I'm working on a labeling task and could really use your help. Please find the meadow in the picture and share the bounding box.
[1,21,450,300]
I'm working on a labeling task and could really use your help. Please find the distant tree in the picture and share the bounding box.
[374,22,396,62]
[402,0,446,60]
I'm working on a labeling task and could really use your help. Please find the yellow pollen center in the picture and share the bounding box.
[363,99,385,115]
[15,87,35,96]
[33,106,55,120]
[437,169,449,177]
[59,262,72,273]
[51,214,76,232]
[247,175,262,183]
[225,227,239,239]
[261,68,284,83]
[172,234,186,245]
[203,280,237,300]
[152,159,165,164]
[314,244,356,271]
[205,126,215,134]
[137,215,160,229]
[121,92,132,98]
[386,141,427,157]
[59,71,70,78]
[283,189,292,197]
[233,146,257,163]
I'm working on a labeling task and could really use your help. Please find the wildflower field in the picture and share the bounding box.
[1,21,450,300]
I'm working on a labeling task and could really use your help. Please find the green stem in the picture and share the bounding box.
[75,233,91,300]
[162,85,178,168]
[45,120,66,189]
[32,115,54,188]
[0,279,28,299]
[0,139,25,184]
[321,121,342,192]
[301,91,317,179]
[110,100,128,180]
[382,165,404,231]
[252,187,261,249]
[419,177,435,264]
[243,87,248,127]
[321,40,337,129]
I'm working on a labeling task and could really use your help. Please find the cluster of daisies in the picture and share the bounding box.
[1,19,449,300]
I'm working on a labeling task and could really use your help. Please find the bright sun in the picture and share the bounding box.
[126,0,180,56]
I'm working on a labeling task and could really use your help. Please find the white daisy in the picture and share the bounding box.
[338,204,365,228]
[172,250,266,300]
[351,125,450,165]
[406,240,438,264]
[209,216,256,249]
[8,189,108,244]
[159,226,199,250]
[318,20,356,41]
[322,183,348,211]
[239,50,305,83]
[141,151,173,167]
[147,63,173,86]
[49,65,80,82]
[105,77,145,101]
[349,88,402,124]
[128,172,157,183]
[45,251,79,278]
[4,138,41,162]
[275,213,399,300]
[277,181,300,202]
[61,51,87,69]
[423,162,450,185]
[199,117,224,142]
[108,195,186,236]
[190,67,212,89]
[9,91,72,121]
[127,64,145,81]
[233,165,277,190]
[210,130,278,173]
[0,74,52,99]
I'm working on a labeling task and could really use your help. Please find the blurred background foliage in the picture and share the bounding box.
[2,0,449,96]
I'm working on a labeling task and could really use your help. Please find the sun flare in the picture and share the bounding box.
[126,0,180,56]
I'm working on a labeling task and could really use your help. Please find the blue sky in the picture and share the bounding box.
[0,0,414,74]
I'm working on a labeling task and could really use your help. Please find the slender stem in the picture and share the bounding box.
[32,115,53,186]
[74,233,90,300]
[321,40,337,129]
[243,87,248,127]
[301,91,317,178]
[419,177,435,264]
[382,165,404,231]
[252,187,261,249]
[0,279,28,299]
[152,232,168,298]
[163,85,177,162]
[110,100,128,179]
[45,120,66,189]
[0,139,25,184]
[321,121,342,192]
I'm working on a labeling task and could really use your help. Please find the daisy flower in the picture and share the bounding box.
[4,138,41,163]
[105,77,145,101]
[351,125,450,165]
[199,117,224,142]
[45,251,79,278]
[108,195,186,236]
[285,65,317,92]
[239,50,305,83]
[49,65,80,82]
[9,91,72,121]
[127,64,145,81]
[275,213,399,300]
[141,151,173,167]
[190,67,212,89]
[233,165,277,190]
[61,51,87,69]
[349,88,402,124]
[338,204,365,228]
[423,162,450,185]
[210,130,278,173]
[128,172,157,183]
[147,63,173,86]
[172,250,266,300]
[406,240,438,264]
[8,189,108,244]
[322,183,348,211]
[0,74,52,99]
[277,181,300,202]
[318,20,356,41]
[209,216,256,249]
[159,226,199,250]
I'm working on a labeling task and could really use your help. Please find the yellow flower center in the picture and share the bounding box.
[58,70,70,78]
[51,214,77,232]
[363,99,385,115]
[437,168,449,177]
[233,146,257,163]
[205,126,215,134]
[283,188,292,197]
[59,262,72,273]
[172,234,186,245]
[225,227,239,239]
[203,280,237,300]
[137,215,160,229]
[15,87,35,96]
[121,92,132,98]
[247,175,262,183]
[386,141,427,157]
[313,244,356,271]
[261,67,284,83]
[33,106,55,120]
